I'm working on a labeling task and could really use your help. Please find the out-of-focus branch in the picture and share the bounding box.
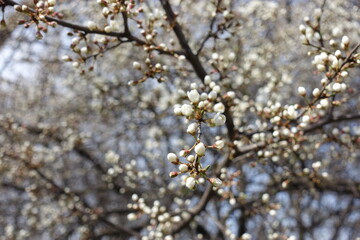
[1,0,182,56]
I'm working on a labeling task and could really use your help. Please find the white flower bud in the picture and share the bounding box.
[48,0,56,6]
[312,88,320,97]
[213,113,226,126]
[187,89,200,103]
[185,177,196,190]
[312,161,322,170]
[208,91,217,100]
[212,52,219,60]
[127,213,137,221]
[298,86,306,96]
[61,55,71,62]
[341,36,349,45]
[102,7,110,16]
[174,105,182,115]
[181,104,193,116]
[302,115,310,123]
[228,52,236,61]
[314,8,322,19]
[335,50,342,57]
[262,193,270,203]
[200,93,208,100]
[340,71,348,77]
[299,24,306,33]
[241,233,252,240]
[194,142,206,156]
[133,61,141,70]
[213,102,225,113]
[87,21,97,31]
[187,155,195,163]
[215,140,225,149]
[227,91,236,99]
[210,178,222,187]
[167,153,178,164]
[187,123,197,135]
[80,47,88,55]
[204,75,212,85]
[320,98,329,108]
[332,82,341,92]
[179,164,188,172]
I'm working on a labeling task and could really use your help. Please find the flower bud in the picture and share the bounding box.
[169,171,179,178]
[181,104,193,116]
[194,142,206,156]
[133,61,141,70]
[215,140,225,149]
[185,177,196,190]
[87,21,97,31]
[187,89,200,103]
[213,113,226,126]
[179,164,188,172]
[332,82,341,92]
[213,102,225,113]
[167,153,178,164]
[312,88,320,97]
[298,86,306,96]
[209,178,222,187]
[187,123,197,135]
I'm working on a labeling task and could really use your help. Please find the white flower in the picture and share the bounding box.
[181,104,193,116]
[179,164,188,172]
[185,177,196,190]
[187,123,197,135]
[194,142,206,156]
[167,153,178,164]
[87,21,97,31]
[215,140,225,149]
[187,89,200,103]
[213,102,225,113]
[213,113,226,126]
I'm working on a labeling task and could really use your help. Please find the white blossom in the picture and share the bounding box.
[181,104,193,116]
[213,113,226,126]
[213,102,225,113]
[187,89,200,103]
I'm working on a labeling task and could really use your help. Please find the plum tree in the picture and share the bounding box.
[0,0,360,239]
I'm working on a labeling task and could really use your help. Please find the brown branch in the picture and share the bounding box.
[159,0,207,80]
[2,0,182,56]
[304,114,360,133]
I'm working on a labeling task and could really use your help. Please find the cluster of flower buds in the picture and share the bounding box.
[14,0,59,39]
[168,78,229,190]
